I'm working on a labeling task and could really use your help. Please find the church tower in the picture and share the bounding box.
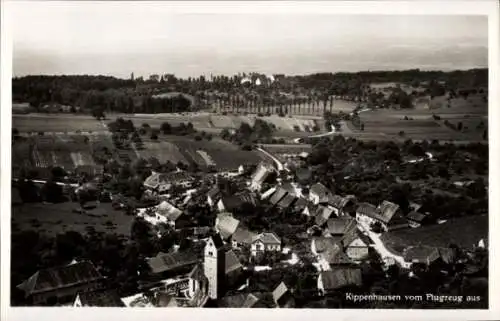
[204,233,226,300]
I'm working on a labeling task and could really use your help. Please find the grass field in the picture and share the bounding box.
[11,202,134,237]
[165,136,265,170]
[381,214,488,255]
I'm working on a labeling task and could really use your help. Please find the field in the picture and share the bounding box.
[11,201,134,237]
[165,136,265,170]
[13,114,107,133]
[345,100,488,142]
[381,214,488,255]
[136,141,189,164]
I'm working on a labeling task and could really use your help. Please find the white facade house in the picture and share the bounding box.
[250,232,282,257]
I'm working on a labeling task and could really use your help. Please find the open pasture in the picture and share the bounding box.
[13,114,106,133]
[11,202,134,238]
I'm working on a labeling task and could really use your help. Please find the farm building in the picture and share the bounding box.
[249,162,275,191]
[146,251,200,279]
[155,201,187,228]
[309,183,333,205]
[17,260,106,306]
[231,226,258,249]
[251,232,282,257]
[144,171,193,193]
[317,268,362,296]
[356,201,408,232]
[327,194,357,217]
[314,205,336,227]
[325,217,357,238]
[402,246,456,267]
[73,289,125,307]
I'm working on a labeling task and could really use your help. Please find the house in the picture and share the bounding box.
[407,211,429,228]
[251,232,282,256]
[215,213,240,240]
[217,195,244,213]
[309,183,333,205]
[272,281,295,308]
[403,246,456,267]
[342,230,371,262]
[302,202,319,217]
[156,201,186,229]
[311,237,353,271]
[356,201,408,232]
[277,193,297,210]
[231,226,259,248]
[74,289,125,307]
[325,217,357,237]
[314,205,336,227]
[146,250,200,278]
[269,187,288,206]
[317,268,362,296]
[250,162,275,191]
[17,261,105,306]
[144,171,193,193]
[293,197,308,213]
[328,194,357,217]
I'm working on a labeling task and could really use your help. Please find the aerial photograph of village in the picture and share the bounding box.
[8,3,489,309]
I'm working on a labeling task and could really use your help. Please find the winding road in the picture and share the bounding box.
[256,147,285,171]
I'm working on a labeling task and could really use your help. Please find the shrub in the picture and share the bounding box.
[194,135,202,141]
[257,113,264,117]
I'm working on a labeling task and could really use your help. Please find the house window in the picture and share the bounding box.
[208,251,213,256]
[256,244,262,251]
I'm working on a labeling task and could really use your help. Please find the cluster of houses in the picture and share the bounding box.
[15,159,488,308]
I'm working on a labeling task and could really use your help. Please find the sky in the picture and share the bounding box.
[11,2,488,79]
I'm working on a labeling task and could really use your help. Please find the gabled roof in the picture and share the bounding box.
[376,200,401,224]
[310,183,331,199]
[326,217,357,236]
[277,193,297,209]
[255,232,281,245]
[356,202,378,217]
[312,237,339,254]
[319,268,362,290]
[225,249,243,274]
[281,182,297,195]
[232,226,258,245]
[314,205,335,226]
[157,201,183,221]
[221,292,262,308]
[272,281,291,305]
[407,211,427,223]
[269,187,288,205]
[17,261,103,296]
[216,214,240,239]
[403,246,441,264]
[147,251,199,274]
[294,198,308,211]
[219,195,245,212]
[76,289,125,307]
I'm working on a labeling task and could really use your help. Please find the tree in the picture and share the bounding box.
[160,122,172,134]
